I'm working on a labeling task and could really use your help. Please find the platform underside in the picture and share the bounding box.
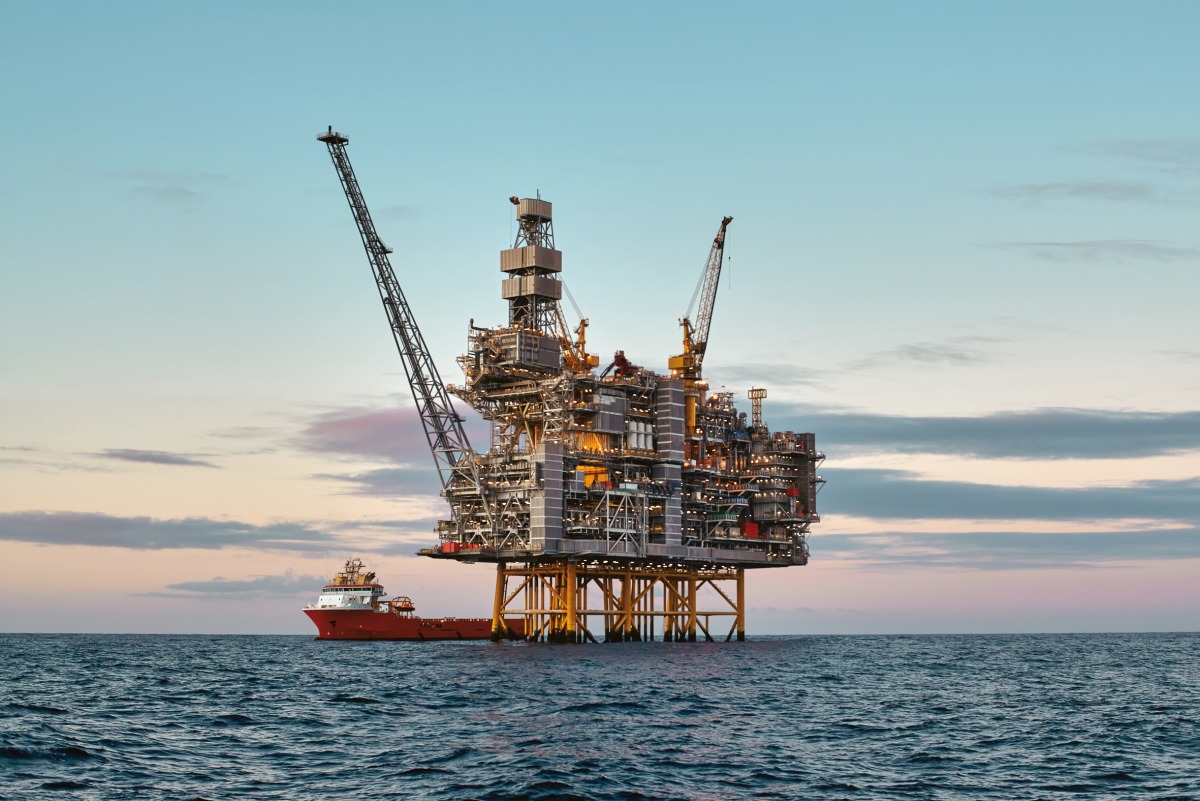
[421,546,798,570]
[489,560,746,644]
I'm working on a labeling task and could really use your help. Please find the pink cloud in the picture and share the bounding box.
[298,407,426,462]
[296,405,490,464]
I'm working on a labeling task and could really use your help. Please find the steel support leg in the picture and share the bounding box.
[736,568,745,641]
[491,561,507,642]
[687,573,698,642]
[565,560,577,643]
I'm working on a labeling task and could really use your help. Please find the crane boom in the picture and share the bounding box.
[687,215,733,368]
[669,216,732,381]
[317,128,485,506]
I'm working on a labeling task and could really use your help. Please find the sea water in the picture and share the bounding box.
[1,633,1197,800]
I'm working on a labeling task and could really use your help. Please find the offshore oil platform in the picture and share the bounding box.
[318,128,823,643]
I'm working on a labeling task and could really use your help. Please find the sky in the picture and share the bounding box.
[1,1,1197,635]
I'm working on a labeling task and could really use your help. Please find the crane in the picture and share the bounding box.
[667,216,733,432]
[317,127,491,530]
[553,293,598,373]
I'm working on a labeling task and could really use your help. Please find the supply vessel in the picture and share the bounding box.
[304,558,524,640]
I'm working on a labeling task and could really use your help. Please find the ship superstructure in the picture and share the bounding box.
[318,129,823,643]
[309,557,388,611]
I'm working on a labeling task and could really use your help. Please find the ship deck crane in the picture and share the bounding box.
[668,216,733,432]
[317,127,491,529]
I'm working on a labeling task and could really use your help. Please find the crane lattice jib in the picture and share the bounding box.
[317,130,485,509]
[687,216,733,362]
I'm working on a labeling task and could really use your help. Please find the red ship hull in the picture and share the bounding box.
[305,608,525,641]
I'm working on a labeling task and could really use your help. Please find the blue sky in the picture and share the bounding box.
[1,1,1197,634]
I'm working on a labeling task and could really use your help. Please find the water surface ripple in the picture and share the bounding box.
[1,633,1197,800]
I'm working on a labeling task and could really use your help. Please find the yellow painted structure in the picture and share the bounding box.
[490,560,746,643]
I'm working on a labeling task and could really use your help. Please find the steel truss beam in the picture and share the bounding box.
[491,560,746,644]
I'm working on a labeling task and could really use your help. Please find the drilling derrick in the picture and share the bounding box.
[319,129,823,643]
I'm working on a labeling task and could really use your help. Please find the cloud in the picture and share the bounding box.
[845,336,1000,372]
[297,406,431,462]
[336,516,444,547]
[95,449,218,468]
[707,362,827,389]
[130,185,204,204]
[0,511,338,552]
[312,466,441,497]
[98,168,231,208]
[814,526,1200,569]
[296,405,492,499]
[373,539,440,556]
[1075,137,1200,176]
[0,449,114,473]
[158,568,325,598]
[809,463,1200,569]
[296,404,488,463]
[1158,350,1200,363]
[212,425,288,440]
[101,168,230,184]
[820,468,1200,522]
[988,240,1197,263]
[772,406,1200,460]
[2,446,220,473]
[993,180,1161,203]
[0,446,40,468]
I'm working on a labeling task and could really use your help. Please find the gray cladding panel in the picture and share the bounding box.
[651,462,682,543]
[654,379,685,463]
[494,331,562,370]
[595,388,629,433]
[597,412,625,433]
[531,441,564,541]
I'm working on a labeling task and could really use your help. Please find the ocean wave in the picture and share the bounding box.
[0,633,1196,800]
